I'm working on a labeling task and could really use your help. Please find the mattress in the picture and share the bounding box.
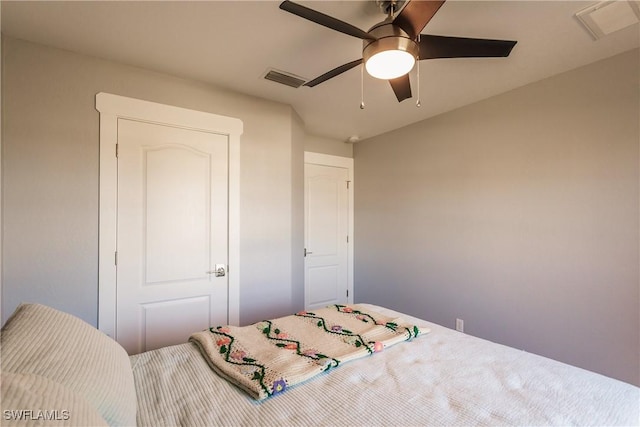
[131,304,639,426]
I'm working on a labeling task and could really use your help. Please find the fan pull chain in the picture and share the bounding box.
[416,60,421,108]
[360,63,365,110]
[416,34,421,108]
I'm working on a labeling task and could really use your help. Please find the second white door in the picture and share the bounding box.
[117,118,229,354]
[304,162,350,309]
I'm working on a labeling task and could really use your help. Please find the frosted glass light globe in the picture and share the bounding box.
[365,49,416,80]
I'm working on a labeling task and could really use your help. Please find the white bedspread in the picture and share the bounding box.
[131,304,639,426]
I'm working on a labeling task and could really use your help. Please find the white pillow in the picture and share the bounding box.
[1,304,137,426]
[1,372,109,426]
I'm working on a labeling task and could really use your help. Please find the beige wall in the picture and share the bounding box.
[354,49,639,385]
[1,36,304,326]
[305,133,353,158]
[0,18,3,324]
[291,110,305,310]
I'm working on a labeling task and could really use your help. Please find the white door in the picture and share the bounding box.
[117,118,228,354]
[304,163,350,309]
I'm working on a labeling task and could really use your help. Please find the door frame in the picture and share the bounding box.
[96,92,243,339]
[304,152,354,307]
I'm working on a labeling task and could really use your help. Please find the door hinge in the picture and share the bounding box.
[114,251,118,265]
[346,180,351,189]
[346,290,349,297]
[115,144,119,157]
[346,235,349,243]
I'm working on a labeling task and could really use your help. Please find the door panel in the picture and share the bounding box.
[141,296,210,351]
[144,145,211,284]
[304,163,349,310]
[308,177,341,256]
[117,118,228,354]
[308,266,339,305]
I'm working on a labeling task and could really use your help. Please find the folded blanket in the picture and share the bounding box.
[189,304,430,400]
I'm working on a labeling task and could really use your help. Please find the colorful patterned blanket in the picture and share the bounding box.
[189,304,430,400]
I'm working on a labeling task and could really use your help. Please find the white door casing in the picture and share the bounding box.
[304,152,354,310]
[96,93,242,351]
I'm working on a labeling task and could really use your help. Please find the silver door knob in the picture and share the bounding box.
[207,264,226,277]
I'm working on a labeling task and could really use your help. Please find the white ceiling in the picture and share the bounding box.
[2,1,638,142]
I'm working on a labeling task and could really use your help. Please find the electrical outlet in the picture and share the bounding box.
[456,318,464,333]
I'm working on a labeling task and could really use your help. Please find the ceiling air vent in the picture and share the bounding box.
[575,1,640,40]
[263,69,307,88]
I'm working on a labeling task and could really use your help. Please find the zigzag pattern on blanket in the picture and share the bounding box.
[189,304,431,400]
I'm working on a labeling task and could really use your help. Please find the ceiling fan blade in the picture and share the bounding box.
[304,59,364,87]
[389,74,412,102]
[393,0,446,39]
[419,35,517,59]
[280,1,375,41]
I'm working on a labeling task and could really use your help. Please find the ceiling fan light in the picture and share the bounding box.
[362,24,419,80]
[365,49,416,80]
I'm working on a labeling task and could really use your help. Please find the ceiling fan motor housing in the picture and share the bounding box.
[362,19,419,79]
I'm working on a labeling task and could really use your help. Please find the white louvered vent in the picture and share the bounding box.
[263,69,307,88]
[575,1,640,40]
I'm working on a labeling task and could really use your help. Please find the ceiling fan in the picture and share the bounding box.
[279,0,517,103]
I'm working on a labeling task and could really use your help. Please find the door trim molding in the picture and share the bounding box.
[303,152,354,306]
[96,92,242,338]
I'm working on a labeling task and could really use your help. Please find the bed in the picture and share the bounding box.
[1,303,638,426]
